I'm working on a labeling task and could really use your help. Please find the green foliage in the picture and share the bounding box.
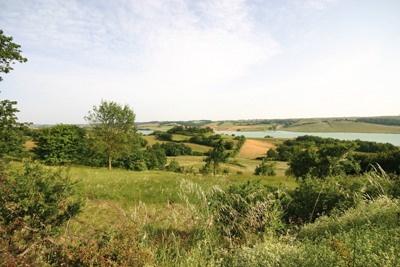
[159,132,173,141]
[224,140,234,150]
[0,97,30,158]
[199,163,212,175]
[166,158,181,171]
[189,134,223,147]
[32,124,87,164]
[222,167,230,175]
[112,149,147,171]
[286,176,363,223]
[276,144,302,161]
[230,135,246,157]
[166,125,213,135]
[192,151,204,156]
[209,180,287,240]
[266,148,278,160]
[204,139,230,176]
[0,30,28,81]
[161,142,192,156]
[254,160,277,176]
[292,135,398,153]
[0,160,82,263]
[355,116,400,126]
[286,142,360,179]
[144,143,167,170]
[84,100,137,170]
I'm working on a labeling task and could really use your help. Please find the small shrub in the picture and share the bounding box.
[286,175,364,223]
[166,158,180,171]
[254,161,277,176]
[223,167,230,175]
[267,148,278,160]
[199,164,212,175]
[0,160,83,264]
[209,180,288,240]
[192,151,204,156]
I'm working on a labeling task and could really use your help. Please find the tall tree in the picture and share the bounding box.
[286,142,360,179]
[0,30,28,81]
[204,139,230,176]
[84,100,137,170]
[32,124,88,164]
[0,97,30,158]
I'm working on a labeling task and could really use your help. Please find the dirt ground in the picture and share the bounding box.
[238,139,275,159]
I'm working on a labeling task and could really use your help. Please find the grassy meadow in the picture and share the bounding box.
[3,131,400,266]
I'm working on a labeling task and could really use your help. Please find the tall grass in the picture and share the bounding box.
[5,161,398,266]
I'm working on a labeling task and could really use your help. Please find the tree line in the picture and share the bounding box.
[355,117,400,126]
[166,125,214,135]
[265,135,400,178]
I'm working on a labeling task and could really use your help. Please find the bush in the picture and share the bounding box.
[209,180,287,240]
[144,143,167,170]
[0,160,83,264]
[286,176,364,223]
[199,164,212,175]
[224,141,234,150]
[192,151,204,156]
[161,142,192,156]
[266,148,278,160]
[254,161,277,176]
[222,167,230,175]
[166,158,180,171]
[32,124,88,164]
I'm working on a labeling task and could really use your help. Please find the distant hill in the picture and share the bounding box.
[31,116,400,134]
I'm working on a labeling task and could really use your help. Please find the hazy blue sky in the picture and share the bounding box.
[1,0,399,124]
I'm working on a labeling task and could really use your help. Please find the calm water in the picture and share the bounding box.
[216,131,400,146]
[138,130,400,146]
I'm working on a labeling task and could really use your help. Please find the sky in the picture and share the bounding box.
[0,0,399,124]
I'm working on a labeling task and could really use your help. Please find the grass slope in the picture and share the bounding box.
[283,121,400,133]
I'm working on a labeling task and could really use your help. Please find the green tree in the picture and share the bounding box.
[286,142,360,179]
[266,148,278,160]
[144,143,167,170]
[84,100,137,170]
[204,139,230,176]
[0,97,30,158]
[32,124,88,164]
[254,160,277,176]
[0,30,28,81]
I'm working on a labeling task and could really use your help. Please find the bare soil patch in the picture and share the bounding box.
[238,139,275,159]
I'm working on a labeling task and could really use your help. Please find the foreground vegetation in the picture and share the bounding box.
[1,158,399,266]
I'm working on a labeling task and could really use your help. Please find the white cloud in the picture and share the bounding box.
[1,0,399,123]
[298,0,337,10]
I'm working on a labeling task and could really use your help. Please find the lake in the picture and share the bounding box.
[216,131,400,146]
[138,130,400,146]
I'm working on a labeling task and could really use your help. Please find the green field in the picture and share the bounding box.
[283,121,400,133]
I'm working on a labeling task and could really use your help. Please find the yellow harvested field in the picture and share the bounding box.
[238,139,275,159]
[24,141,37,151]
